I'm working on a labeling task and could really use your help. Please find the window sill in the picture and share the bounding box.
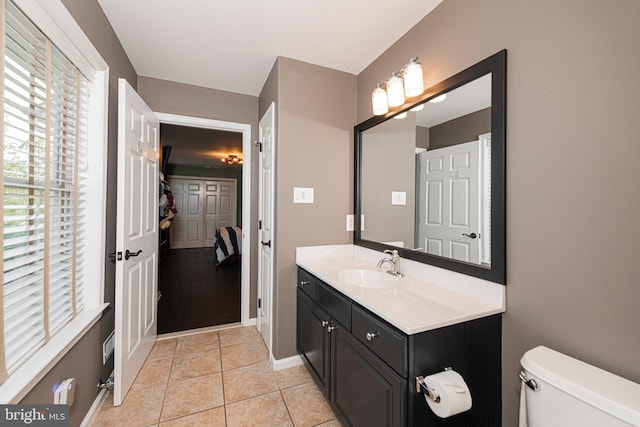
[0,303,110,403]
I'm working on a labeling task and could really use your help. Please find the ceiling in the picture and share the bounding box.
[97,0,442,97]
[97,0,443,167]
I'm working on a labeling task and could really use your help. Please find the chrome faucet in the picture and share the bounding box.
[377,249,403,277]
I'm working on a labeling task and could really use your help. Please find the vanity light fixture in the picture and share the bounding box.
[393,112,408,119]
[403,57,424,97]
[429,93,447,103]
[221,154,243,165]
[386,73,405,107]
[371,84,389,115]
[371,56,425,115]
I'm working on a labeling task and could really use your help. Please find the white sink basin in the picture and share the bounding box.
[338,269,400,289]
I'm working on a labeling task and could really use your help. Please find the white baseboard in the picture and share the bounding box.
[243,317,257,327]
[271,354,303,371]
[80,375,111,427]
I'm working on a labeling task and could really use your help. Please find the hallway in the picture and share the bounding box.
[91,326,340,426]
[158,248,241,333]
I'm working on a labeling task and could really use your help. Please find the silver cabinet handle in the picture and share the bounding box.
[300,280,310,286]
[366,332,380,341]
[321,320,329,328]
[327,325,337,333]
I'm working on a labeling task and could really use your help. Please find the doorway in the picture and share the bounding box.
[155,113,252,333]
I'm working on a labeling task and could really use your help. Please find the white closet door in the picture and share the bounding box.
[169,177,237,249]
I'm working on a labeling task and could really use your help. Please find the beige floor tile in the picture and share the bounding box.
[225,391,293,427]
[176,331,220,354]
[220,339,268,370]
[149,338,178,359]
[223,361,278,403]
[131,355,173,390]
[169,349,222,382]
[275,364,313,390]
[281,382,335,427]
[160,373,224,422]
[219,326,259,347]
[159,407,226,427]
[92,386,165,427]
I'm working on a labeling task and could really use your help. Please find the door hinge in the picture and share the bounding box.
[258,298,262,309]
[258,220,262,230]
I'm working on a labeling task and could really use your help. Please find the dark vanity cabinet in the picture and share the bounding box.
[297,267,405,426]
[296,278,331,396]
[296,267,502,427]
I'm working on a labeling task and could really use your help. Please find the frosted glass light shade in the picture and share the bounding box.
[386,74,405,107]
[404,59,424,97]
[371,85,388,115]
[393,112,408,120]
[429,93,447,103]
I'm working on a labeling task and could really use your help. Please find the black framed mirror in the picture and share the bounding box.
[354,50,506,284]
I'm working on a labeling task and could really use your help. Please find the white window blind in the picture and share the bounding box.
[1,0,90,381]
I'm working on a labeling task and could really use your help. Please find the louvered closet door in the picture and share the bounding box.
[169,177,237,249]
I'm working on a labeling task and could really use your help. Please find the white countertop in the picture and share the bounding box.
[296,245,505,335]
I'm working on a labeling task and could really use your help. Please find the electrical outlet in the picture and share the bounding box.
[346,214,354,231]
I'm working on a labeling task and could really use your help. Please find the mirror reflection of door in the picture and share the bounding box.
[360,73,492,267]
[417,140,480,263]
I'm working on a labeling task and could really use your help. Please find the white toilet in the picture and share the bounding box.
[519,346,640,427]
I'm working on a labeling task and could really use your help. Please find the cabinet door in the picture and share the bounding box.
[332,327,406,427]
[297,288,331,397]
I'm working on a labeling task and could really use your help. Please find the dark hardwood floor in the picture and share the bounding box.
[158,247,241,334]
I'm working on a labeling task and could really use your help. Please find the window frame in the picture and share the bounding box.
[0,0,109,403]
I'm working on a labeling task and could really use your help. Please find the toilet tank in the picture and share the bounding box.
[520,346,640,427]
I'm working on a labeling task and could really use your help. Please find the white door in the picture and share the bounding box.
[257,103,275,355]
[417,140,481,263]
[204,180,236,246]
[170,180,203,248]
[114,79,159,406]
[170,177,237,249]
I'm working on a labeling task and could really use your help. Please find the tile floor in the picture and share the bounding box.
[91,326,341,427]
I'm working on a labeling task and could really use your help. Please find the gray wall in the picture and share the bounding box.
[20,0,137,425]
[357,0,640,425]
[429,107,491,150]
[137,77,259,317]
[361,117,416,246]
[259,57,357,359]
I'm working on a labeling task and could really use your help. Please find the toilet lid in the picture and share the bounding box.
[521,346,640,426]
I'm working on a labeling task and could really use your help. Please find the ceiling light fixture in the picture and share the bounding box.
[371,56,424,116]
[221,154,243,165]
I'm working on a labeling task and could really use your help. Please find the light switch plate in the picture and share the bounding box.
[293,187,314,204]
[391,191,407,205]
